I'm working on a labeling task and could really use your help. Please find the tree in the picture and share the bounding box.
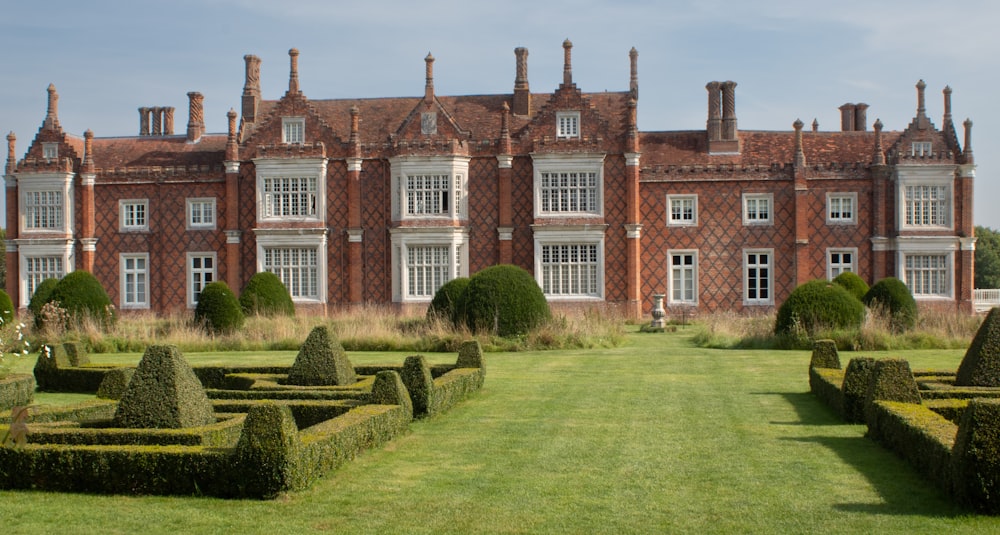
[976,226,1000,289]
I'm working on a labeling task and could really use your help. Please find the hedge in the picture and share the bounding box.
[0,374,35,411]
[863,358,922,429]
[952,399,1000,513]
[842,357,878,424]
[112,345,216,429]
[955,307,1000,387]
[865,400,957,495]
[808,367,844,418]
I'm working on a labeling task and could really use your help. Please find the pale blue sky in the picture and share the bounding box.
[3,0,997,228]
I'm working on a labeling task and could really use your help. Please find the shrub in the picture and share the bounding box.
[194,281,245,335]
[286,325,357,386]
[27,277,59,328]
[235,402,302,499]
[863,277,917,332]
[832,271,869,302]
[112,345,216,429]
[426,277,470,325]
[459,265,550,337]
[47,271,115,328]
[952,398,1000,513]
[863,358,922,428]
[96,367,136,400]
[0,290,13,326]
[842,357,877,424]
[774,279,864,336]
[955,307,1000,386]
[809,339,841,370]
[239,272,295,317]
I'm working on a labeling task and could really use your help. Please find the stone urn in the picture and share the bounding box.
[650,294,666,329]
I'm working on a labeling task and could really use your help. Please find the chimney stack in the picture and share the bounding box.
[839,103,856,131]
[288,48,300,94]
[139,107,151,136]
[187,91,205,142]
[707,81,739,154]
[916,79,927,117]
[151,106,163,136]
[721,81,737,140]
[963,118,974,164]
[629,47,638,100]
[854,103,869,131]
[424,52,435,102]
[5,132,15,176]
[706,81,722,142]
[562,39,573,87]
[164,107,174,135]
[513,47,531,116]
[243,54,261,123]
[943,86,953,123]
[873,119,886,165]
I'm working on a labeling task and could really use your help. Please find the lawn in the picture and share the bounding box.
[2,329,998,534]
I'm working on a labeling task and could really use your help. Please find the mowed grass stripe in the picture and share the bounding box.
[2,331,998,534]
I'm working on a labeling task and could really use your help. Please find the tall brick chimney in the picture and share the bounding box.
[513,47,531,116]
[5,132,15,176]
[839,103,856,131]
[706,81,722,142]
[424,52,435,102]
[139,107,151,136]
[629,47,638,100]
[562,39,573,87]
[187,91,205,142]
[707,81,738,154]
[44,84,59,130]
[854,103,869,131]
[243,54,261,123]
[721,81,737,140]
[288,48,300,95]
[151,106,163,135]
[164,107,174,135]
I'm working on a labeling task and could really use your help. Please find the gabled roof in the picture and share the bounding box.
[88,135,227,172]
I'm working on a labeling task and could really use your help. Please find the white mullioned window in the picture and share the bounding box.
[668,251,698,304]
[540,244,600,297]
[556,111,580,139]
[827,193,857,224]
[905,185,948,227]
[666,195,697,226]
[25,256,64,298]
[263,247,319,299]
[539,171,599,214]
[121,254,149,309]
[187,253,215,307]
[905,254,949,297]
[406,245,452,298]
[263,177,317,218]
[405,175,451,216]
[744,249,773,305]
[24,191,63,230]
[742,193,773,225]
[282,117,305,144]
[827,249,857,279]
[911,141,933,156]
[42,143,58,160]
[187,198,216,229]
[120,200,149,231]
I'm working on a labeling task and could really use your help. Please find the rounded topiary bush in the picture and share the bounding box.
[0,289,14,325]
[426,276,470,325]
[775,279,865,336]
[194,281,245,334]
[47,271,115,328]
[459,264,550,337]
[863,277,917,332]
[239,271,295,317]
[832,271,869,302]
[28,277,59,327]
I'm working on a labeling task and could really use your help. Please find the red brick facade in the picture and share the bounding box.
[4,44,977,318]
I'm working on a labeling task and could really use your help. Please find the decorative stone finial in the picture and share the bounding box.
[793,119,805,167]
[916,79,927,116]
[873,119,886,165]
[45,83,59,129]
[964,118,974,164]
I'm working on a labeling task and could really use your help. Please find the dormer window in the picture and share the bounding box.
[42,143,58,160]
[556,111,580,139]
[911,141,932,156]
[282,117,305,144]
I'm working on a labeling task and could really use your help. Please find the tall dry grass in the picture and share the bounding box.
[692,307,982,351]
[28,305,626,354]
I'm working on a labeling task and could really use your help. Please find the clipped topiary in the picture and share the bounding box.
[235,401,302,499]
[863,358,922,428]
[809,339,841,370]
[369,370,414,419]
[401,355,433,417]
[96,367,136,400]
[955,307,1000,386]
[27,277,59,328]
[0,289,14,325]
[460,264,550,337]
[112,345,216,429]
[456,340,484,369]
[842,357,877,424]
[775,279,865,336]
[832,271,869,302]
[951,398,1000,513]
[194,281,245,335]
[426,276,470,325]
[33,342,90,391]
[239,271,295,317]
[47,271,115,328]
[286,325,357,386]
[863,277,917,332]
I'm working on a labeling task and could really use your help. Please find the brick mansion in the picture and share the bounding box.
[4,41,976,318]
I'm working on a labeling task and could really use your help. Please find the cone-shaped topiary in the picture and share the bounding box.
[112,345,216,429]
[0,289,14,325]
[955,307,1000,386]
[47,271,115,328]
[460,264,550,337]
[239,271,295,317]
[27,277,59,328]
[369,370,414,419]
[96,367,136,400]
[863,277,917,332]
[33,342,90,391]
[863,358,922,428]
[401,355,433,417]
[286,325,357,386]
[832,271,869,302]
[194,281,245,335]
[456,340,484,369]
[426,276,470,325]
[842,357,877,424]
[775,279,864,336]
